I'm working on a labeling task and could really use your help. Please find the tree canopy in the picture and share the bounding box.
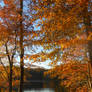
[0,0,91,92]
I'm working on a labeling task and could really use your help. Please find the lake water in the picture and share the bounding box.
[22,81,67,92]
[0,82,67,92]
[24,88,55,92]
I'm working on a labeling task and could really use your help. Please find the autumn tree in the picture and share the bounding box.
[30,0,85,63]
[30,0,92,91]
[0,10,17,92]
[0,0,23,91]
[0,0,44,92]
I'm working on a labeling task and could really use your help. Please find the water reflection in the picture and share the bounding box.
[23,81,67,92]
[0,81,67,92]
[24,88,55,92]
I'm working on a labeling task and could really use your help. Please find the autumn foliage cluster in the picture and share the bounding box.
[0,0,92,92]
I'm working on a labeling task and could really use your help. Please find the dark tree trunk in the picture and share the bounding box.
[83,2,92,64]
[5,43,13,92]
[19,0,24,92]
[83,1,92,91]
[9,63,13,92]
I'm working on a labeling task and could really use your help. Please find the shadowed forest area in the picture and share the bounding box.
[0,0,92,92]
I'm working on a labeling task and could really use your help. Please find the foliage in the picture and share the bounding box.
[0,0,91,91]
[45,61,91,92]
[31,0,92,91]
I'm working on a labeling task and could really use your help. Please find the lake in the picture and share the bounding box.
[0,80,67,92]
[24,88,55,92]
[0,82,67,92]
[22,81,68,92]
[22,80,68,92]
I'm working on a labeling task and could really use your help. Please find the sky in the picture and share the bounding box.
[23,1,52,69]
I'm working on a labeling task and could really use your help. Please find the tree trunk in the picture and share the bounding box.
[5,44,13,92]
[9,63,13,92]
[83,1,92,65]
[83,1,92,91]
[19,0,24,92]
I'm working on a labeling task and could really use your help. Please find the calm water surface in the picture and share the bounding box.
[24,88,55,92]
